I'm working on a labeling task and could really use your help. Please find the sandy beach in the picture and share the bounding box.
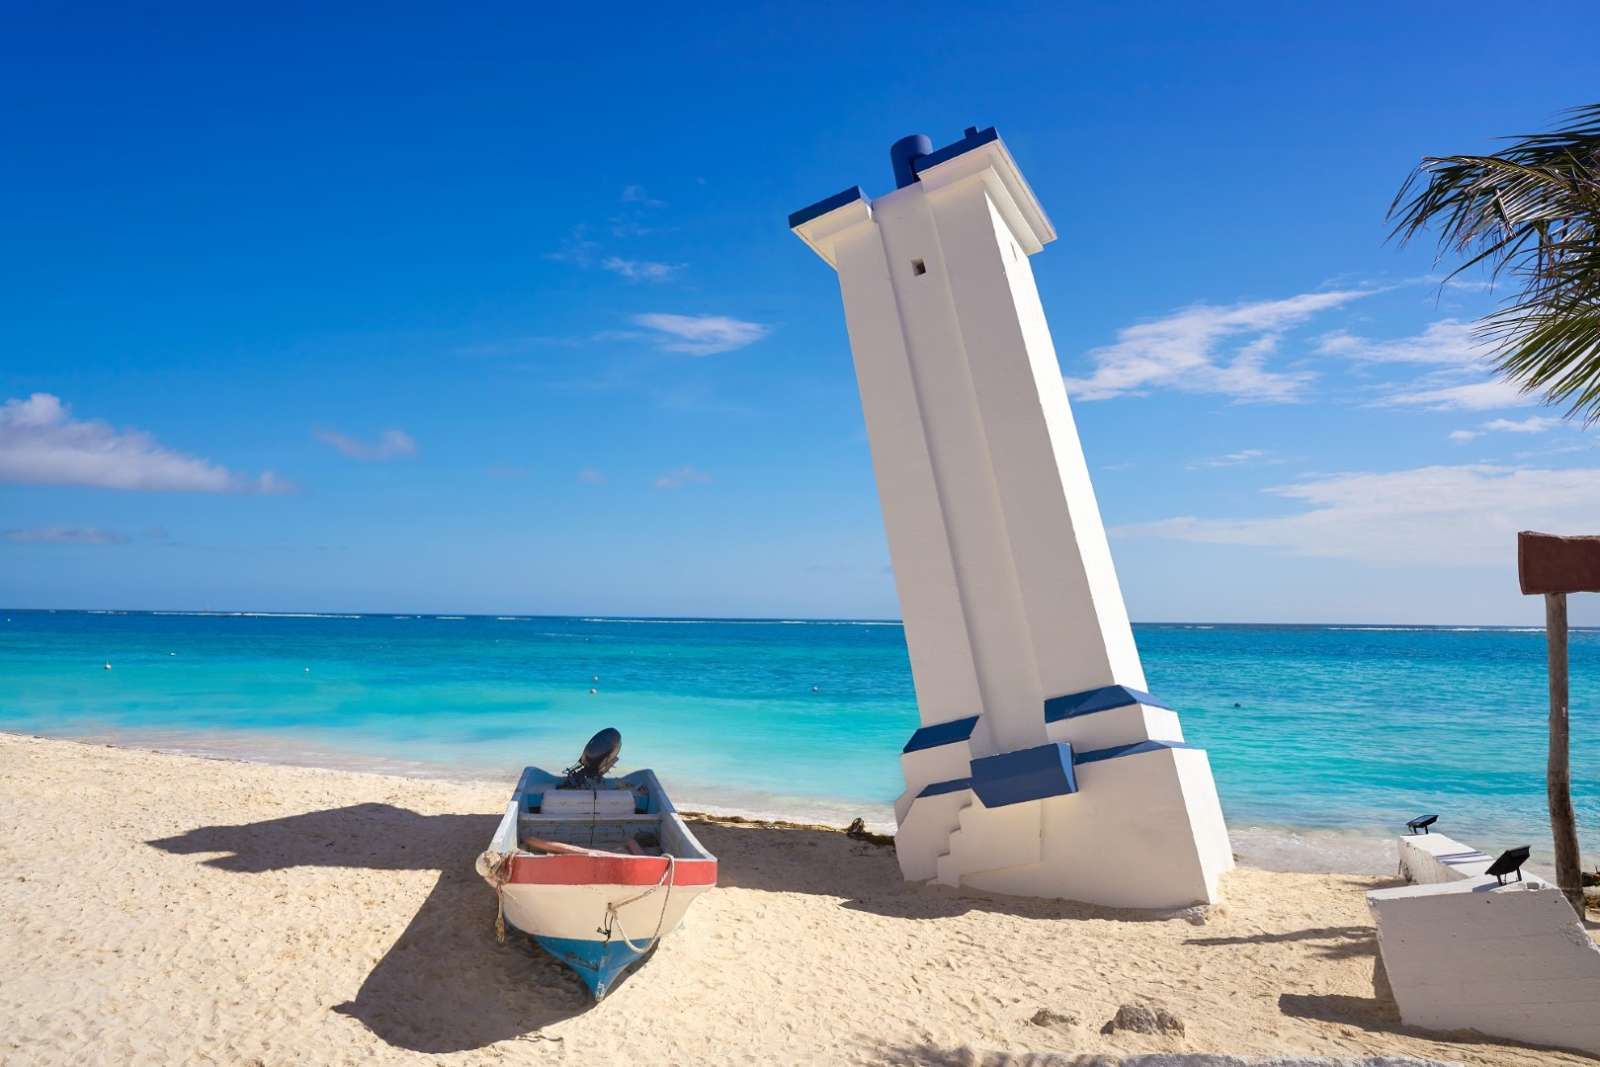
[0,732,1589,1067]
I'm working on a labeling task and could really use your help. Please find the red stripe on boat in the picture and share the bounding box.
[509,854,718,887]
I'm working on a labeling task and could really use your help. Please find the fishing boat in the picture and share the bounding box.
[475,728,718,999]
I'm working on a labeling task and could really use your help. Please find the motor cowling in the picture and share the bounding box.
[563,727,621,786]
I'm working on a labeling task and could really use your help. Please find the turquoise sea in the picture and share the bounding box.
[3,610,1596,871]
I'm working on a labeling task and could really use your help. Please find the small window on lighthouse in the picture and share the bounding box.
[911,258,927,276]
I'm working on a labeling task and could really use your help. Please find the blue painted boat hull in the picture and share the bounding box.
[532,933,651,1000]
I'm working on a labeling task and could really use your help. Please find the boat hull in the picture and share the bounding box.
[479,766,718,1000]
[527,934,649,999]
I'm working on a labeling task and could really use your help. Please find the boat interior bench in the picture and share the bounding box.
[519,785,664,853]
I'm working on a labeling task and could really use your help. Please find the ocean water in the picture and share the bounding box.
[2,610,1596,872]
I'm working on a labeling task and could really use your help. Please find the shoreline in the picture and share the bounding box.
[2,730,1588,1066]
[1,726,1406,875]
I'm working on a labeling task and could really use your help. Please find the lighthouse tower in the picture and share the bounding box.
[790,128,1232,907]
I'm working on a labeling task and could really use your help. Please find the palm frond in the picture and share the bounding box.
[1389,104,1600,421]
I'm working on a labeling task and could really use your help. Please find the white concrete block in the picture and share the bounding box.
[1396,833,1493,884]
[1368,855,1600,1055]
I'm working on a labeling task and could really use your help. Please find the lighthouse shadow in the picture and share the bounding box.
[684,816,1186,923]
[148,804,590,1052]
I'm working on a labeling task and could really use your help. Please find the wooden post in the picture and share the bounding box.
[1545,592,1584,915]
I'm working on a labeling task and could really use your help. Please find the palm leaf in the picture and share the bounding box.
[1389,104,1600,421]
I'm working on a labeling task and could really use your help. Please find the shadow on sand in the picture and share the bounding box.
[685,816,1208,924]
[1185,923,1376,961]
[148,806,1233,1052]
[148,803,593,1053]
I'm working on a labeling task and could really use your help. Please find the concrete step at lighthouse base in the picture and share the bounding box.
[935,797,1041,885]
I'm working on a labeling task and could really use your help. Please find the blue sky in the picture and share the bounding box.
[2,4,1597,623]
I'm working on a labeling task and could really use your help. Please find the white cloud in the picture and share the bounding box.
[576,467,606,486]
[1065,289,1373,402]
[1320,319,1539,413]
[602,256,682,282]
[4,525,128,545]
[1114,464,1600,566]
[632,314,770,355]
[654,465,711,490]
[314,427,417,461]
[0,393,290,493]
[1449,415,1565,444]
[1189,449,1275,469]
[1483,416,1560,434]
[1378,378,1530,412]
[1316,319,1483,365]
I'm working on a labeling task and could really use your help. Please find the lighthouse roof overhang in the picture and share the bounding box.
[788,127,1056,268]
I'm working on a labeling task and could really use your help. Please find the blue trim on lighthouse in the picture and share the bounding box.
[914,739,1199,799]
[788,186,866,230]
[1073,739,1197,765]
[903,715,980,754]
[1044,684,1170,723]
[970,742,1077,808]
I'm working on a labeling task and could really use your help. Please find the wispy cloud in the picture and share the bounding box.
[0,393,290,493]
[1451,416,1563,442]
[1320,319,1538,413]
[1114,464,1600,566]
[1317,319,1483,365]
[602,256,682,282]
[4,525,128,545]
[654,465,711,490]
[1189,449,1276,469]
[621,184,664,207]
[632,313,770,355]
[576,467,607,486]
[544,225,601,268]
[314,427,417,462]
[1065,289,1374,402]
[1377,377,1530,412]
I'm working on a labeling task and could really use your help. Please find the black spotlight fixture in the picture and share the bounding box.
[1406,814,1439,835]
[1485,845,1532,885]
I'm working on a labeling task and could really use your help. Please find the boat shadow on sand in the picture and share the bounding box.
[147,803,595,1054]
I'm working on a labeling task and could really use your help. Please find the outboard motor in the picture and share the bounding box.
[561,727,621,787]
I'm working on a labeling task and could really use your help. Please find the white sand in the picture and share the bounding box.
[0,733,1588,1066]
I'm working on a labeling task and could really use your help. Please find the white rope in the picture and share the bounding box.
[604,854,675,955]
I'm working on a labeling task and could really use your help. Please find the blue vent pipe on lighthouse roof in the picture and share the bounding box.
[889,134,932,188]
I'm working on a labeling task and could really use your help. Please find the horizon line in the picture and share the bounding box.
[0,607,1580,630]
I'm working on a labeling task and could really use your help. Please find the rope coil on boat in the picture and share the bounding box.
[602,853,675,955]
[478,850,516,945]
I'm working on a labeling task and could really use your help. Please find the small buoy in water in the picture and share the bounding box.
[103,663,112,670]
[169,651,176,656]
[589,687,597,695]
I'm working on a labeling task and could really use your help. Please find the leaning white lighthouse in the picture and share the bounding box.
[791,128,1232,907]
